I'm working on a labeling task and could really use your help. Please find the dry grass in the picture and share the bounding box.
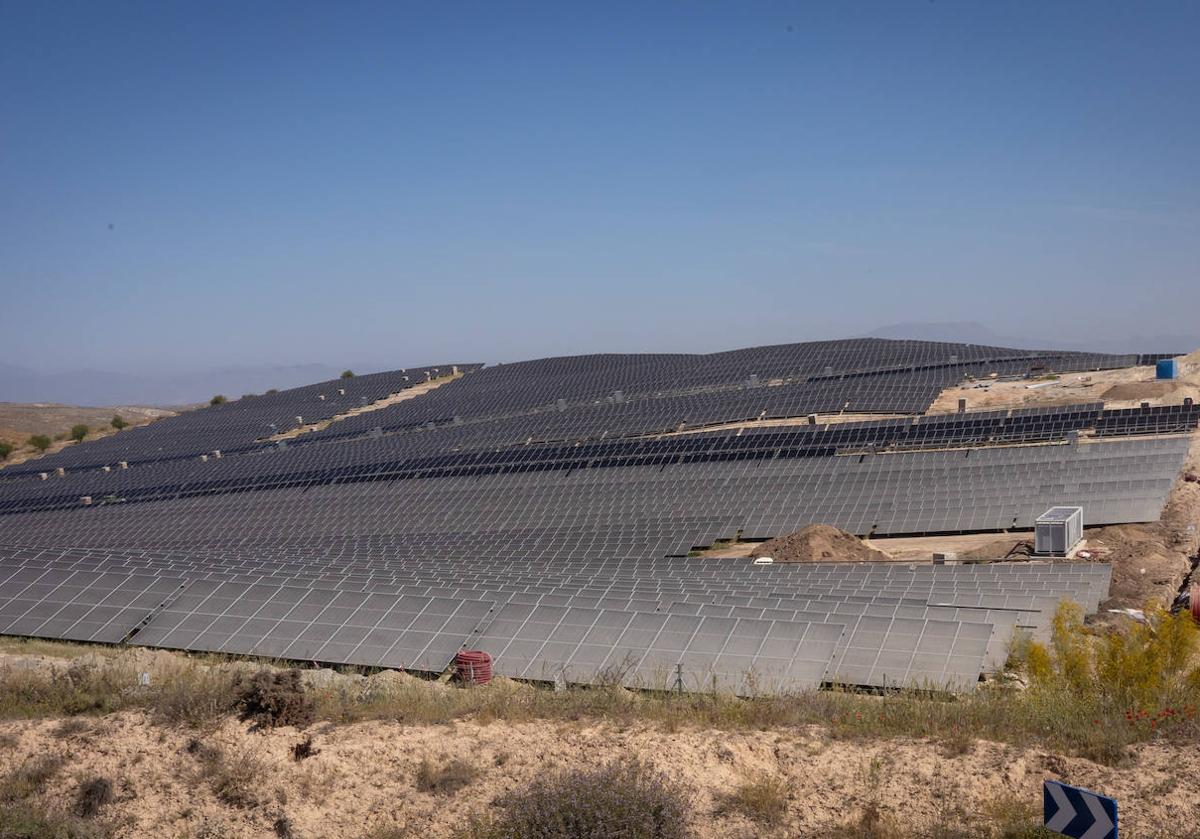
[74,777,115,818]
[150,661,242,728]
[465,758,693,839]
[0,606,1196,774]
[189,738,269,809]
[1,754,67,803]
[291,735,320,761]
[414,757,480,796]
[0,637,123,659]
[712,771,790,824]
[0,659,138,719]
[358,826,417,839]
[51,717,92,739]
[0,752,112,838]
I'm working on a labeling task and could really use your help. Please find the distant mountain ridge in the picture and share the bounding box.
[864,322,1199,356]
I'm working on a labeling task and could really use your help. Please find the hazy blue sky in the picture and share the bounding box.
[2,1,1198,376]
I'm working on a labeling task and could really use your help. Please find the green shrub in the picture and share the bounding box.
[69,425,89,443]
[1020,603,1200,762]
[27,435,51,452]
[110,415,127,430]
[209,395,227,406]
[0,442,13,460]
[1050,601,1092,693]
[467,758,692,839]
[341,370,355,379]
[1030,603,1199,708]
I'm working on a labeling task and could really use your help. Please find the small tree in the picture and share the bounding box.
[70,424,89,443]
[340,370,354,379]
[265,388,278,395]
[210,395,227,406]
[28,435,51,452]
[110,415,127,430]
[0,442,13,460]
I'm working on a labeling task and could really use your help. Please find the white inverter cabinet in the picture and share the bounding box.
[1035,506,1084,556]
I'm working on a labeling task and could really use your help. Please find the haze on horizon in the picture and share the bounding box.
[2,2,1198,404]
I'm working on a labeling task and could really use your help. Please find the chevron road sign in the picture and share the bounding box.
[1044,780,1117,839]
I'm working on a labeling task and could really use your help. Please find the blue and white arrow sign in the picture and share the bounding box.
[1044,780,1117,839]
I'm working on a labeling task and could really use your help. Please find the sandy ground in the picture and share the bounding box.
[652,412,909,439]
[926,354,1200,415]
[264,374,462,442]
[699,526,1044,562]
[2,710,1197,839]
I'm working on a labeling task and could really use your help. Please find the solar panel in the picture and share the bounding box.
[0,565,185,644]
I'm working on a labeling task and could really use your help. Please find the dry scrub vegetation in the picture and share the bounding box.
[0,606,1197,838]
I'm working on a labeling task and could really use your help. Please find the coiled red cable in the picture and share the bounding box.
[454,650,493,685]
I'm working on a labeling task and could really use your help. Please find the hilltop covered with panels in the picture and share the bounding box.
[0,338,1198,697]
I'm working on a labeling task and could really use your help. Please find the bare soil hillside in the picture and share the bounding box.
[927,353,1200,414]
[1,624,1197,839]
[2,712,1197,839]
[0,403,175,468]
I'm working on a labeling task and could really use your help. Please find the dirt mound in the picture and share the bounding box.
[1101,381,1180,401]
[751,524,886,563]
[1087,522,1194,613]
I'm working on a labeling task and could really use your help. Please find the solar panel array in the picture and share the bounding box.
[0,542,1111,693]
[0,339,1188,694]
[1,402,1193,520]
[0,365,476,479]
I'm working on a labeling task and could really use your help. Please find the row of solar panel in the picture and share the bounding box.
[0,340,1140,484]
[0,440,1184,559]
[4,400,1194,518]
[0,553,1108,694]
[0,365,475,478]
